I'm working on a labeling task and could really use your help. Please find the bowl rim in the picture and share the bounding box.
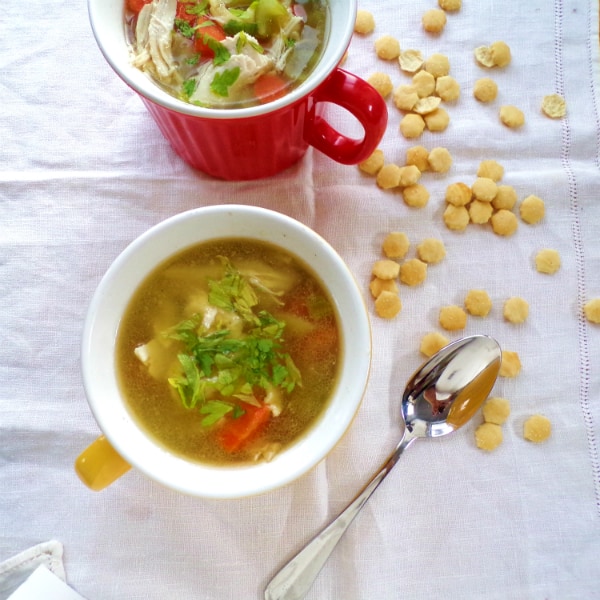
[87,0,358,120]
[81,204,371,498]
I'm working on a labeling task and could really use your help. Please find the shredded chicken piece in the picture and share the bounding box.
[132,5,152,66]
[264,384,283,416]
[268,15,304,71]
[189,33,274,106]
[134,338,180,380]
[252,442,283,462]
[238,257,299,295]
[132,0,178,80]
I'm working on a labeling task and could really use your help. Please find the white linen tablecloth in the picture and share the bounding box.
[1,1,600,598]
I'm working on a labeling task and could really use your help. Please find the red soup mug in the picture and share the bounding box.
[87,0,388,180]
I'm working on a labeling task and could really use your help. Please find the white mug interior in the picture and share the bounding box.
[88,0,357,119]
[81,205,371,498]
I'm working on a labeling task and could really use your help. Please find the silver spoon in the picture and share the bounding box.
[264,334,502,600]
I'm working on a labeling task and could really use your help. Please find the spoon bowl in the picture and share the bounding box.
[403,334,503,438]
[265,335,502,600]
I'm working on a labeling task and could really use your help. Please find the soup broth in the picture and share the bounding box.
[125,0,328,109]
[116,238,341,465]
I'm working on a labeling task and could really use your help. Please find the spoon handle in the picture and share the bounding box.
[264,434,416,600]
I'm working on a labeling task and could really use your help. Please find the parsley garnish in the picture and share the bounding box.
[181,78,197,100]
[184,0,209,16]
[207,39,231,66]
[174,18,195,39]
[210,67,241,97]
[196,19,217,30]
[236,31,264,55]
[200,400,235,426]
[208,260,259,323]
[164,259,301,425]
[186,53,200,65]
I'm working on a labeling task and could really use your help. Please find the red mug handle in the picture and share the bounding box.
[305,68,388,165]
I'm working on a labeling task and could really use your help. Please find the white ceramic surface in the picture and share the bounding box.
[81,205,371,498]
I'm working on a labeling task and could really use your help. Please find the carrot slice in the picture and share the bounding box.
[194,16,227,58]
[126,0,152,15]
[217,403,271,453]
[176,1,197,25]
[126,0,152,14]
[284,295,311,319]
[253,73,288,104]
[294,320,339,371]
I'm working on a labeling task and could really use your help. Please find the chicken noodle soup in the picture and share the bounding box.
[126,0,328,108]
[116,238,341,465]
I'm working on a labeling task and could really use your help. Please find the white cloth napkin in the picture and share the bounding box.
[7,567,86,600]
[0,542,76,600]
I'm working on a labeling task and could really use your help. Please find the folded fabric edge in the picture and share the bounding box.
[0,541,65,599]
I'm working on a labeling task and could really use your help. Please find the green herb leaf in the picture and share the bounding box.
[208,39,231,66]
[163,313,202,346]
[181,78,198,100]
[247,35,265,54]
[165,259,302,425]
[208,258,259,321]
[210,67,241,97]
[196,18,217,29]
[174,18,195,39]
[185,1,209,16]
[232,404,246,419]
[199,400,234,426]
[186,53,201,65]
[271,362,288,387]
[234,392,260,407]
[254,310,285,338]
[284,354,302,391]
[168,353,202,409]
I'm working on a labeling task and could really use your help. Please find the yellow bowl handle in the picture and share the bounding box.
[75,435,131,491]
